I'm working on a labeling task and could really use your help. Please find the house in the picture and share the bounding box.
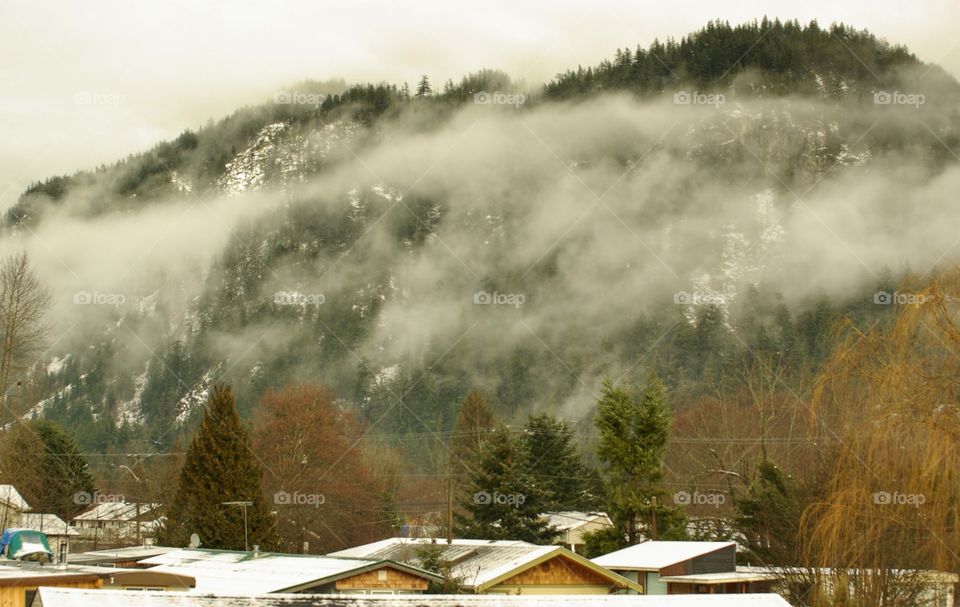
[72,502,161,546]
[33,587,797,606]
[20,513,78,560]
[542,511,613,554]
[330,537,643,595]
[0,485,31,529]
[592,541,774,594]
[0,561,194,607]
[138,547,443,595]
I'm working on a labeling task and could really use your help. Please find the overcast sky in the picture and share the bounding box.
[1,0,958,208]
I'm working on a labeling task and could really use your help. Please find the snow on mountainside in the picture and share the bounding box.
[217,120,360,194]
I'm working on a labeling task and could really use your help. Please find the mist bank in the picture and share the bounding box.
[6,89,960,436]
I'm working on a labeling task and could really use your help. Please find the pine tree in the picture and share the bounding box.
[522,414,600,511]
[455,425,558,544]
[595,377,684,543]
[415,75,432,97]
[734,460,801,565]
[158,385,277,550]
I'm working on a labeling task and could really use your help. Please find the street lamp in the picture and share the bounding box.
[222,501,253,551]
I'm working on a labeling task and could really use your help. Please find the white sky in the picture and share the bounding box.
[1,0,958,207]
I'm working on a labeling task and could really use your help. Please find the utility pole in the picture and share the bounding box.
[651,496,659,541]
[222,501,253,551]
[446,472,453,544]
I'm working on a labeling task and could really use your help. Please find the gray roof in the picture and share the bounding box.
[138,548,441,594]
[35,588,796,607]
[329,538,640,592]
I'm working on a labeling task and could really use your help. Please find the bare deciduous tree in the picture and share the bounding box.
[0,252,51,421]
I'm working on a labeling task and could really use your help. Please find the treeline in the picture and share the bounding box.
[544,18,919,99]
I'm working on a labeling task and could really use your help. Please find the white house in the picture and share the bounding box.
[543,511,613,554]
[72,502,161,545]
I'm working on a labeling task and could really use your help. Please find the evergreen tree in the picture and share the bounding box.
[0,419,95,520]
[415,75,432,97]
[158,385,277,550]
[522,414,600,511]
[455,426,558,544]
[734,460,803,566]
[595,377,684,543]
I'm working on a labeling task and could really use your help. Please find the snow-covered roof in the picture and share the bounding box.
[138,548,440,595]
[593,541,736,571]
[68,544,177,565]
[543,511,611,531]
[73,501,160,521]
[329,537,640,592]
[36,587,796,607]
[20,513,77,536]
[0,485,30,511]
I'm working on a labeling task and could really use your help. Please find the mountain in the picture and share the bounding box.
[5,19,960,461]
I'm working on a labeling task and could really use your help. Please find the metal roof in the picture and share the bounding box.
[329,538,641,592]
[67,544,177,565]
[592,541,736,571]
[139,548,440,594]
[35,588,797,606]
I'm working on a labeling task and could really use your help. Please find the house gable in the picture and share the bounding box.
[333,565,429,592]
[498,554,620,587]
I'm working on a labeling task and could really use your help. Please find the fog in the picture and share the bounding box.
[3,85,959,418]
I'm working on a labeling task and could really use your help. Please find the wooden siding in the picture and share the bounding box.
[0,580,99,607]
[499,555,614,587]
[334,567,428,592]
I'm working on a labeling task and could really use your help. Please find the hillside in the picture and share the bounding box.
[5,18,960,464]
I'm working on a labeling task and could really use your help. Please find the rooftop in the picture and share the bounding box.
[542,511,611,532]
[20,513,77,536]
[0,485,30,511]
[592,541,737,571]
[139,548,441,594]
[73,502,160,522]
[34,587,796,607]
[68,544,178,565]
[329,537,641,593]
